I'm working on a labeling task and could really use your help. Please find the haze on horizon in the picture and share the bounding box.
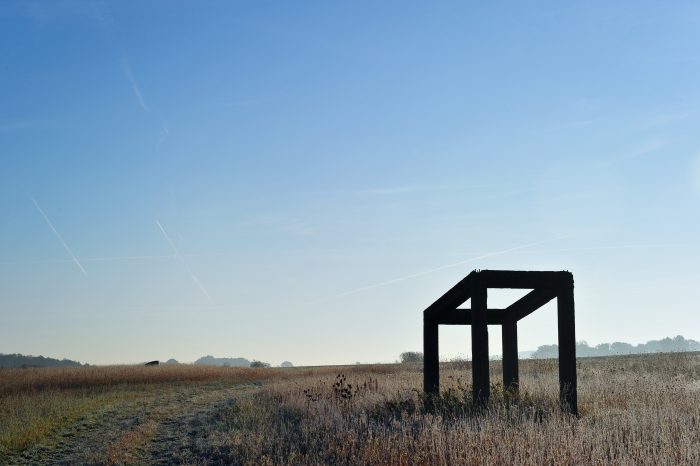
[2,1,700,366]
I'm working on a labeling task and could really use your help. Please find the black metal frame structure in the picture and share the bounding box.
[423,269,577,414]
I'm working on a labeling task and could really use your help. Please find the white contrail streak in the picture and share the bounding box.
[156,220,212,302]
[81,253,204,262]
[121,56,149,113]
[507,244,676,255]
[31,198,87,276]
[310,233,581,304]
[156,220,179,252]
[0,253,205,266]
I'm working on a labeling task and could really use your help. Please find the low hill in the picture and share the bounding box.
[194,355,251,367]
[0,353,84,368]
[531,335,700,359]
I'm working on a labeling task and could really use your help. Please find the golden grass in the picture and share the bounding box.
[0,386,148,455]
[0,363,396,397]
[103,418,158,465]
[0,364,272,396]
[0,364,270,456]
[0,363,397,457]
[199,353,700,465]
[2,354,699,464]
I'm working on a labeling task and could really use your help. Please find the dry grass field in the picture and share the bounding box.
[1,353,699,465]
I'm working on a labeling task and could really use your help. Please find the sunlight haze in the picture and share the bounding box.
[1,1,699,365]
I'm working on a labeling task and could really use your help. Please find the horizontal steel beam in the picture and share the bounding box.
[509,288,558,321]
[432,308,508,325]
[424,270,572,321]
[478,270,573,289]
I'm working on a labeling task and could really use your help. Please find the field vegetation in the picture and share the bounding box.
[1,353,699,464]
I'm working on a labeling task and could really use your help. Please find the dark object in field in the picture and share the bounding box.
[145,360,159,366]
[423,269,577,415]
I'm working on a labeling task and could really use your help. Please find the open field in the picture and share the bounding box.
[1,353,700,465]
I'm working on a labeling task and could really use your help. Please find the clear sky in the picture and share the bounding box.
[2,1,699,366]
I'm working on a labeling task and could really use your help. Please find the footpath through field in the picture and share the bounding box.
[2,381,260,465]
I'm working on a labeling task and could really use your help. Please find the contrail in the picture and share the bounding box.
[81,253,204,262]
[507,244,676,255]
[156,220,212,302]
[310,232,582,304]
[31,198,87,276]
[121,56,149,113]
[0,253,205,266]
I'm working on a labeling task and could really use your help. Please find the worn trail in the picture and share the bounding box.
[3,382,258,465]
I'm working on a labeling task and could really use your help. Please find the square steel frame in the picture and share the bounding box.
[423,269,577,414]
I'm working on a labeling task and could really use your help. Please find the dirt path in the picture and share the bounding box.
[4,382,259,465]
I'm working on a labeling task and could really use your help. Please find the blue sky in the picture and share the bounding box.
[1,1,700,365]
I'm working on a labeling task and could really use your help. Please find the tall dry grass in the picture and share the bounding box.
[0,362,398,456]
[2,355,699,464]
[0,363,397,396]
[1,388,126,455]
[0,364,277,455]
[0,364,269,396]
[195,353,700,465]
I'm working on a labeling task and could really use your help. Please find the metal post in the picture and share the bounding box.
[502,318,519,393]
[557,282,578,415]
[471,279,490,405]
[423,316,439,394]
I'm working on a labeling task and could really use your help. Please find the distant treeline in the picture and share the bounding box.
[0,353,84,368]
[532,335,700,359]
[191,356,292,368]
[193,355,251,367]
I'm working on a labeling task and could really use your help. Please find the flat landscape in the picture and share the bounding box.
[1,352,699,465]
